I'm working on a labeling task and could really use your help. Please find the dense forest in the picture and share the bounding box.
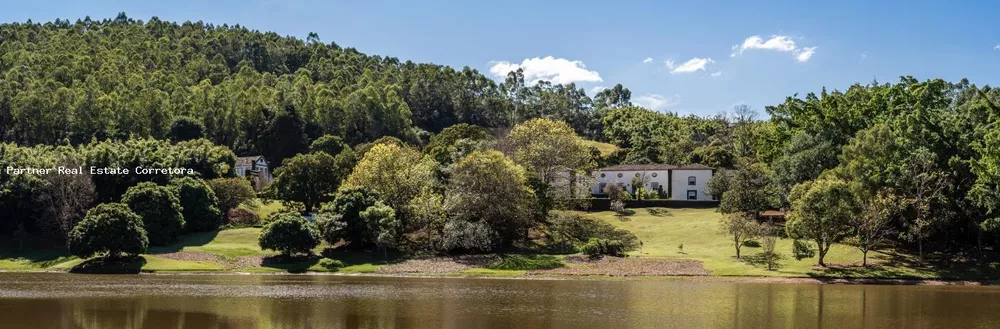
[2,14,1000,264]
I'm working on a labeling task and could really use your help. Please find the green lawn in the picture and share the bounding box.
[151,228,269,258]
[584,140,619,156]
[571,208,991,279]
[246,198,287,219]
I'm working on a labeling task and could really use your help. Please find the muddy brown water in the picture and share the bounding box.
[1,273,1000,328]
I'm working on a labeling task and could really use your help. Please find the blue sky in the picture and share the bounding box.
[2,0,999,116]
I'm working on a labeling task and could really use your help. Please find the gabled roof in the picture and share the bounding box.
[598,164,677,171]
[673,163,714,170]
[597,163,714,171]
[236,155,265,167]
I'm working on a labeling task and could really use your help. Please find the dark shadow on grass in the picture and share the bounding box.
[147,230,220,254]
[0,235,75,267]
[804,250,1000,281]
[646,208,673,217]
[741,252,785,271]
[70,256,147,274]
[260,254,322,273]
[321,248,406,266]
[488,254,564,270]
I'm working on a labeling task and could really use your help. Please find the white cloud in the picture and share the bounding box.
[590,86,607,94]
[731,35,797,56]
[710,71,723,77]
[731,35,817,62]
[634,93,681,110]
[488,56,602,84]
[666,58,714,74]
[796,47,817,62]
[994,44,1000,50]
[642,57,653,63]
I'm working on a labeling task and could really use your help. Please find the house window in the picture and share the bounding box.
[687,190,698,200]
[688,176,696,185]
[617,173,623,178]
[651,182,659,190]
[600,173,606,178]
[651,172,658,178]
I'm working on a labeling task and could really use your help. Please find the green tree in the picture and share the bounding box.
[719,212,762,259]
[258,212,320,256]
[121,182,184,246]
[718,163,778,218]
[68,203,149,259]
[168,116,206,142]
[207,177,257,215]
[309,134,348,156]
[317,187,383,247]
[342,143,437,218]
[445,150,535,250]
[270,152,339,213]
[785,179,856,266]
[169,177,223,232]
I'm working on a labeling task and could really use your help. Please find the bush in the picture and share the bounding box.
[68,203,149,258]
[314,212,347,245]
[207,178,256,214]
[544,213,640,254]
[121,182,185,246]
[792,239,816,260]
[226,208,261,227]
[442,220,500,253]
[258,212,321,256]
[170,177,223,232]
[580,238,628,258]
[488,254,564,270]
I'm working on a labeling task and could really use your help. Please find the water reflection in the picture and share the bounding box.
[1,273,999,328]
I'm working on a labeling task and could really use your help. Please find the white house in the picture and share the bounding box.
[236,155,273,183]
[592,163,715,201]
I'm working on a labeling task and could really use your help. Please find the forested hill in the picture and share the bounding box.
[0,13,618,164]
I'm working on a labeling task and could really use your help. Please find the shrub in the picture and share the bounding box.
[258,212,321,256]
[488,254,564,270]
[207,178,256,214]
[544,213,640,254]
[226,208,261,227]
[610,200,628,219]
[442,220,500,253]
[170,177,223,232]
[68,203,149,258]
[121,182,185,246]
[314,212,347,245]
[580,238,628,258]
[792,239,816,260]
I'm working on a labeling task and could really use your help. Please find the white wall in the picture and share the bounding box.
[593,170,670,195]
[670,169,713,201]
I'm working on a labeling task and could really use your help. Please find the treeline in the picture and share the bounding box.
[706,78,1000,265]
[0,139,234,240]
[0,13,639,168]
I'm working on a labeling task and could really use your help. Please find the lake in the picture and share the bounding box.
[1,273,999,328]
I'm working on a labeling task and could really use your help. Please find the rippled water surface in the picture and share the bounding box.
[2,273,1000,328]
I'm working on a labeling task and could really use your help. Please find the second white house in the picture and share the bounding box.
[592,163,715,201]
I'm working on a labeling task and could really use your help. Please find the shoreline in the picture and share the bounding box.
[3,269,997,286]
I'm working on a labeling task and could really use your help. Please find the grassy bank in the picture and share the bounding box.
[1,207,996,279]
[576,208,1000,279]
